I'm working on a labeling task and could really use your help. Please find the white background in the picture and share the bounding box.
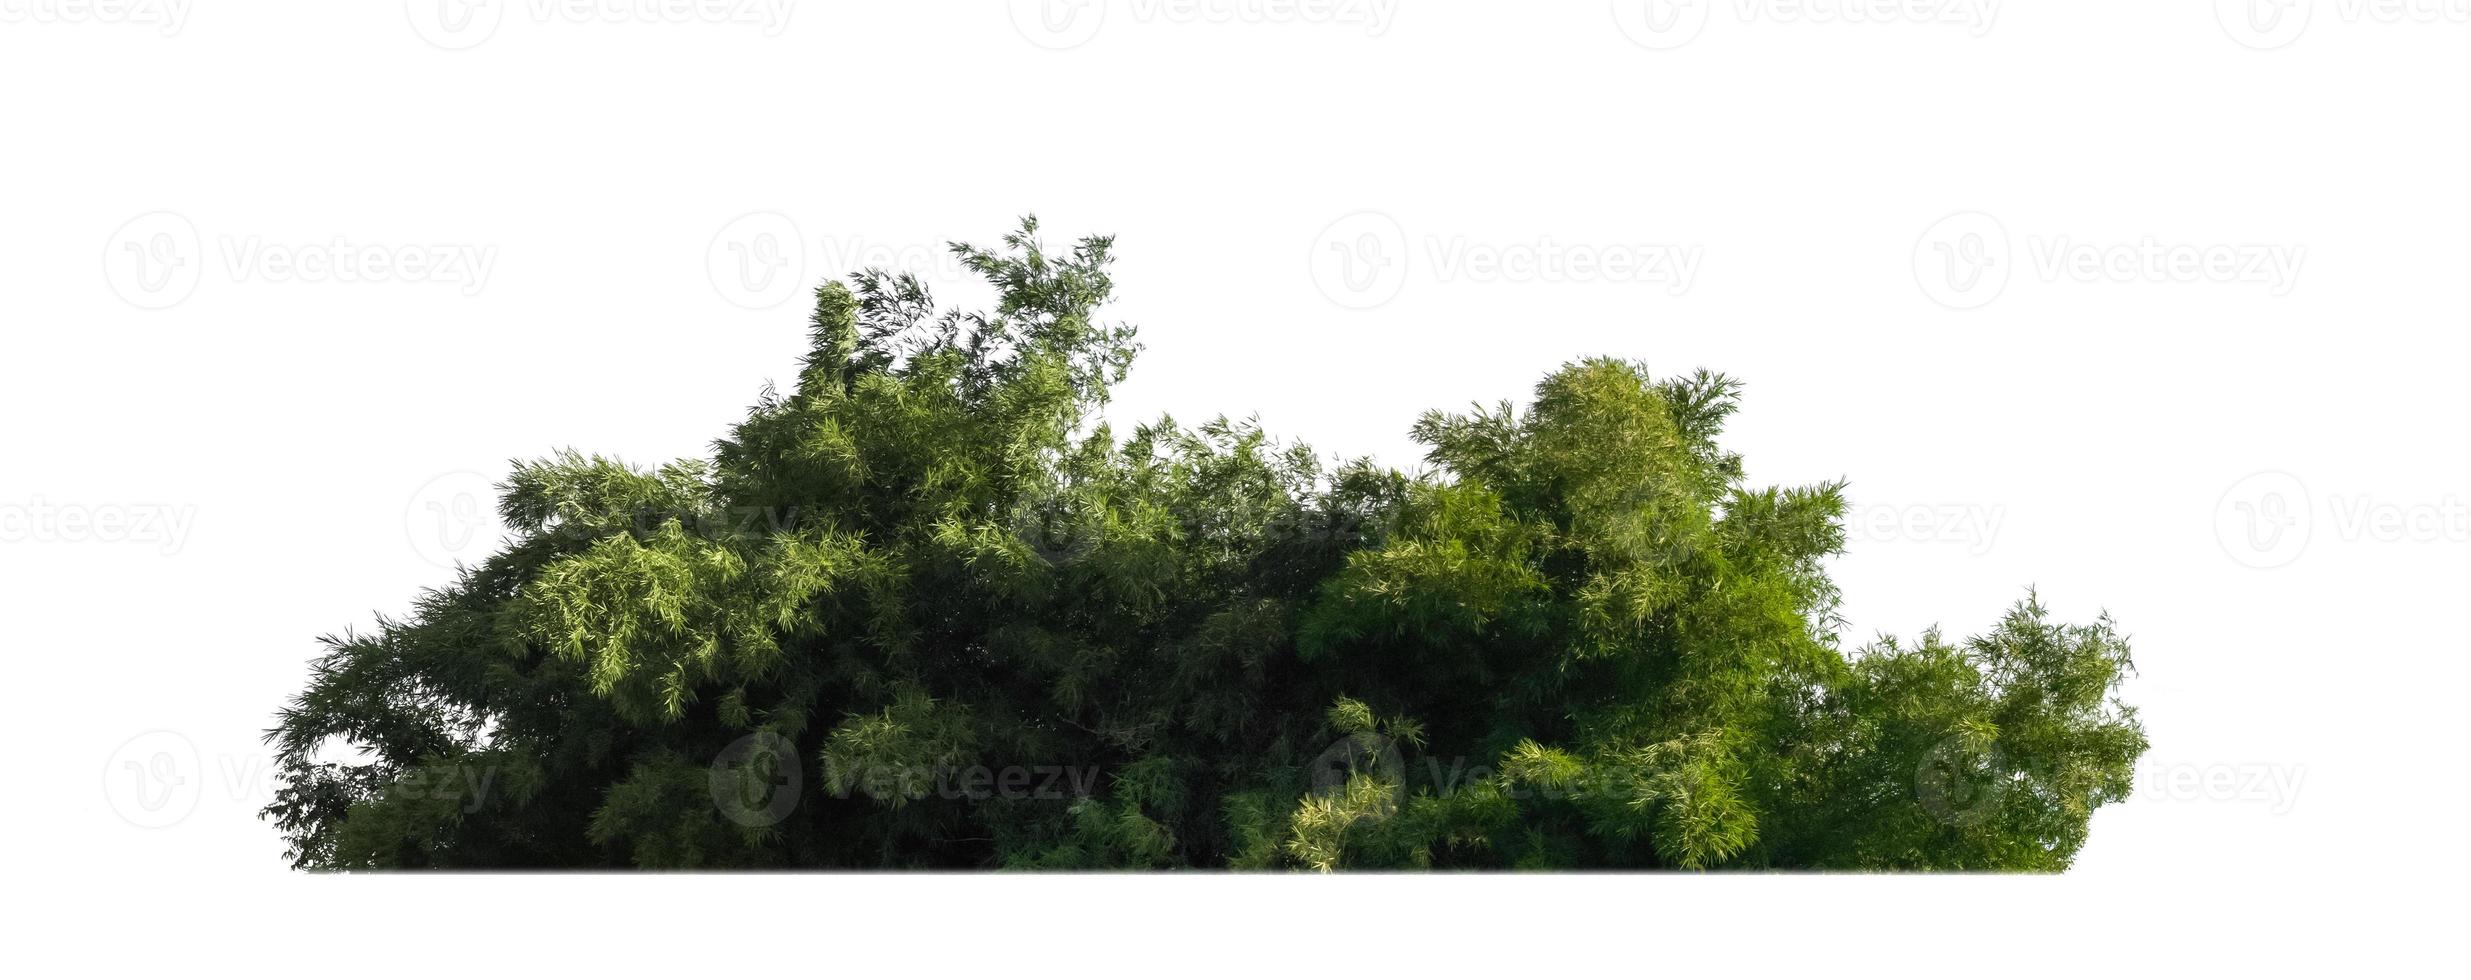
[3,0,2459,973]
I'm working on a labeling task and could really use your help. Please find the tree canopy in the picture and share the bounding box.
[266,218,2146,870]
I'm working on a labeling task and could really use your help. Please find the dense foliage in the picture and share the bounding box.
[266,219,2146,870]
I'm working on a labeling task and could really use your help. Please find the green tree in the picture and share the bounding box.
[266,218,2145,870]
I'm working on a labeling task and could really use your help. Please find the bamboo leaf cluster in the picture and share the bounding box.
[265,218,2145,870]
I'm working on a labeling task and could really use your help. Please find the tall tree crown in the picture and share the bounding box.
[266,219,2144,870]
